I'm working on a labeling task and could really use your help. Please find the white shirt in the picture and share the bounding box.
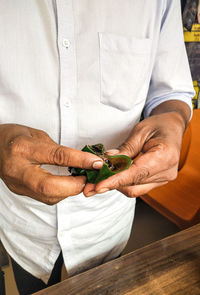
[0,0,194,283]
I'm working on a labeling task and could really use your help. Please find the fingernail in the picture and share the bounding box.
[92,160,103,169]
[85,191,96,197]
[97,188,109,194]
[106,149,119,155]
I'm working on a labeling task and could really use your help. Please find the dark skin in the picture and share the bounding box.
[0,100,191,204]
[0,124,103,205]
[83,100,191,198]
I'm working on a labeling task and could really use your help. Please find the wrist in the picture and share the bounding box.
[150,100,191,132]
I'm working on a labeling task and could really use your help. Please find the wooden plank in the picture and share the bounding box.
[34,224,200,295]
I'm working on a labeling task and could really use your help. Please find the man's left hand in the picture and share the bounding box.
[84,109,188,198]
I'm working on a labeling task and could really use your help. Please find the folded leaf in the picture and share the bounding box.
[69,144,132,183]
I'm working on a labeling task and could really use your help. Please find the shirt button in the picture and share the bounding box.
[62,38,70,48]
[64,100,71,108]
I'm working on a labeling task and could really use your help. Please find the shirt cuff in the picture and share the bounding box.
[143,93,194,121]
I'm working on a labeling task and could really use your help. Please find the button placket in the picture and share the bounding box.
[56,1,78,264]
[56,0,77,147]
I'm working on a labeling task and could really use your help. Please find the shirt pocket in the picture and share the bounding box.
[99,32,152,111]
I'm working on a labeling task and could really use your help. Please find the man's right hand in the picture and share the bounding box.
[0,124,103,205]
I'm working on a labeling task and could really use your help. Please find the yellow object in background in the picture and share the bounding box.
[192,81,200,109]
[193,81,199,99]
[184,24,200,42]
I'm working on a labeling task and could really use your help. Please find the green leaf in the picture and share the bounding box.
[69,144,132,183]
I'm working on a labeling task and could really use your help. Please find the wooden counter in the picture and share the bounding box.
[34,224,200,295]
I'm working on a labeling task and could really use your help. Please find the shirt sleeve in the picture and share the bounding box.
[143,0,195,119]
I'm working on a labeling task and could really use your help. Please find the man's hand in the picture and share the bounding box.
[0,124,103,204]
[84,101,191,198]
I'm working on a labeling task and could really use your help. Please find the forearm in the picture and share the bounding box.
[149,99,192,132]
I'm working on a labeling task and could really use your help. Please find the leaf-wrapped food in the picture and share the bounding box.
[69,144,132,183]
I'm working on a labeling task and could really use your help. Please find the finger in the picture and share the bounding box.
[36,145,104,169]
[2,124,32,145]
[84,164,176,197]
[140,166,178,184]
[116,124,151,158]
[130,144,178,182]
[9,135,103,169]
[21,165,87,204]
[92,157,155,193]
[94,168,133,193]
[118,181,168,198]
[6,180,80,205]
[106,149,120,155]
[95,142,178,193]
[83,183,96,197]
[81,156,175,197]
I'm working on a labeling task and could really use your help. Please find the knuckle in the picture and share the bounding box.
[37,178,53,198]
[132,122,145,135]
[125,188,137,198]
[8,136,30,157]
[1,159,15,179]
[154,142,167,154]
[120,141,137,156]
[167,169,178,181]
[73,178,85,194]
[114,169,136,188]
[165,145,180,167]
[50,146,70,166]
[1,161,8,179]
[37,129,48,137]
[36,129,52,142]
[154,143,179,167]
[113,174,129,188]
[171,152,180,166]
[43,197,58,206]
[134,168,149,184]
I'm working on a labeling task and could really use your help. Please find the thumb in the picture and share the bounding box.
[32,144,104,169]
[106,149,120,155]
[117,126,149,159]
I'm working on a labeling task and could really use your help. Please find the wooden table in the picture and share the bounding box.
[34,224,200,295]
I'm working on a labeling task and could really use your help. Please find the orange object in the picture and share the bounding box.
[141,109,200,229]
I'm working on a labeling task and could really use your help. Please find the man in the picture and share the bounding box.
[0,1,194,294]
